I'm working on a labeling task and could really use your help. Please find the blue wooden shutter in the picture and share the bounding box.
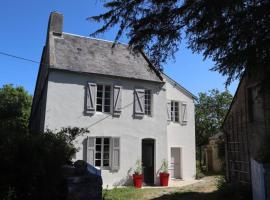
[111,137,120,171]
[113,85,122,116]
[167,101,171,121]
[181,102,188,125]
[134,88,145,117]
[86,82,97,114]
[87,137,95,166]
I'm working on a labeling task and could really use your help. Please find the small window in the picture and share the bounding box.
[171,101,179,122]
[145,90,152,116]
[94,137,110,168]
[96,85,111,113]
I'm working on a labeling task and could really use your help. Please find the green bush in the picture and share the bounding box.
[195,160,205,179]
[0,127,87,200]
[0,85,91,199]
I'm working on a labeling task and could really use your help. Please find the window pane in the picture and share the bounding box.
[97,85,103,90]
[103,160,109,166]
[105,92,111,98]
[105,86,111,91]
[97,91,102,98]
[103,153,110,159]
[97,98,102,105]
[95,160,101,167]
[105,98,111,105]
[96,145,101,151]
[104,145,109,152]
[144,90,151,116]
[96,105,102,112]
[104,106,110,113]
[104,138,110,144]
[95,153,101,159]
[96,138,101,144]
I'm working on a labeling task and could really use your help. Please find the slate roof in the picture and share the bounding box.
[49,32,162,82]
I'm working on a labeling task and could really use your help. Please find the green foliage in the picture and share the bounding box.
[195,89,233,147]
[0,127,87,200]
[91,0,270,85]
[0,84,32,132]
[160,159,168,173]
[133,159,143,175]
[195,161,205,179]
[0,85,90,199]
[2,187,17,200]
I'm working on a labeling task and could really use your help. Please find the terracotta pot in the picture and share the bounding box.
[159,172,169,186]
[133,174,143,188]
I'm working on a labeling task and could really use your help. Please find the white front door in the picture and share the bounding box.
[171,148,181,179]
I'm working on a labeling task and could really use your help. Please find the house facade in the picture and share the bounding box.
[30,12,196,187]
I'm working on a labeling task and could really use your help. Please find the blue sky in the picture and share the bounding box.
[0,0,238,96]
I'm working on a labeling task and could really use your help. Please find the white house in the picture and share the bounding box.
[30,12,196,187]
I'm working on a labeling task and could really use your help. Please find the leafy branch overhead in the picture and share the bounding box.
[90,0,270,85]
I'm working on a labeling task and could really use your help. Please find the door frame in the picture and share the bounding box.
[141,138,156,185]
[170,147,183,179]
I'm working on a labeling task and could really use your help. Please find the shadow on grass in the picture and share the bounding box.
[151,189,251,200]
[151,191,219,200]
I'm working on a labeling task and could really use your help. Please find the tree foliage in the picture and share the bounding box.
[90,0,270,85]
[195,89,233,146]
[0,84,32,132]
[0,85,90,200]
[0,127,88,200]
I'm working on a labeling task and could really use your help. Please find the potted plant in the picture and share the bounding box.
[133,160,143,188]
[159,159,169,186]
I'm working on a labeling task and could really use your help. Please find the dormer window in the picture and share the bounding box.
[96,85,111,113]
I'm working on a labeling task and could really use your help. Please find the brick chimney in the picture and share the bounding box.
[47,12,63,36]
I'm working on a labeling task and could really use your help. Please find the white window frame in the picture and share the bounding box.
[144,89,152,116]
[171,101,179,122]
[96,84,112,113]
[94,137,111,169]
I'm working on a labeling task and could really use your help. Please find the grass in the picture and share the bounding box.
[102,176,252,200]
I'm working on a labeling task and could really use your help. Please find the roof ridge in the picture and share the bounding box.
[62,32,128,46]
[162,73,197,99]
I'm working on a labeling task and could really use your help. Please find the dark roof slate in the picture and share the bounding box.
[49,33,162,82]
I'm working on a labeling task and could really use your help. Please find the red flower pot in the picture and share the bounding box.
[160,172,169,186]
[133,174,143,188]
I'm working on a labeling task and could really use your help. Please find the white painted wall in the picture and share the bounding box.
[164,76,196,180]
[44,70,168,186]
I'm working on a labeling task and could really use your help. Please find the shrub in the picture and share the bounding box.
[0,127,87,200]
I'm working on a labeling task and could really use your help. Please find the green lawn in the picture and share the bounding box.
[102,176,251,200]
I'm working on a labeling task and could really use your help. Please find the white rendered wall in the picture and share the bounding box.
[44,70,168,187]
[165,77,196,180]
